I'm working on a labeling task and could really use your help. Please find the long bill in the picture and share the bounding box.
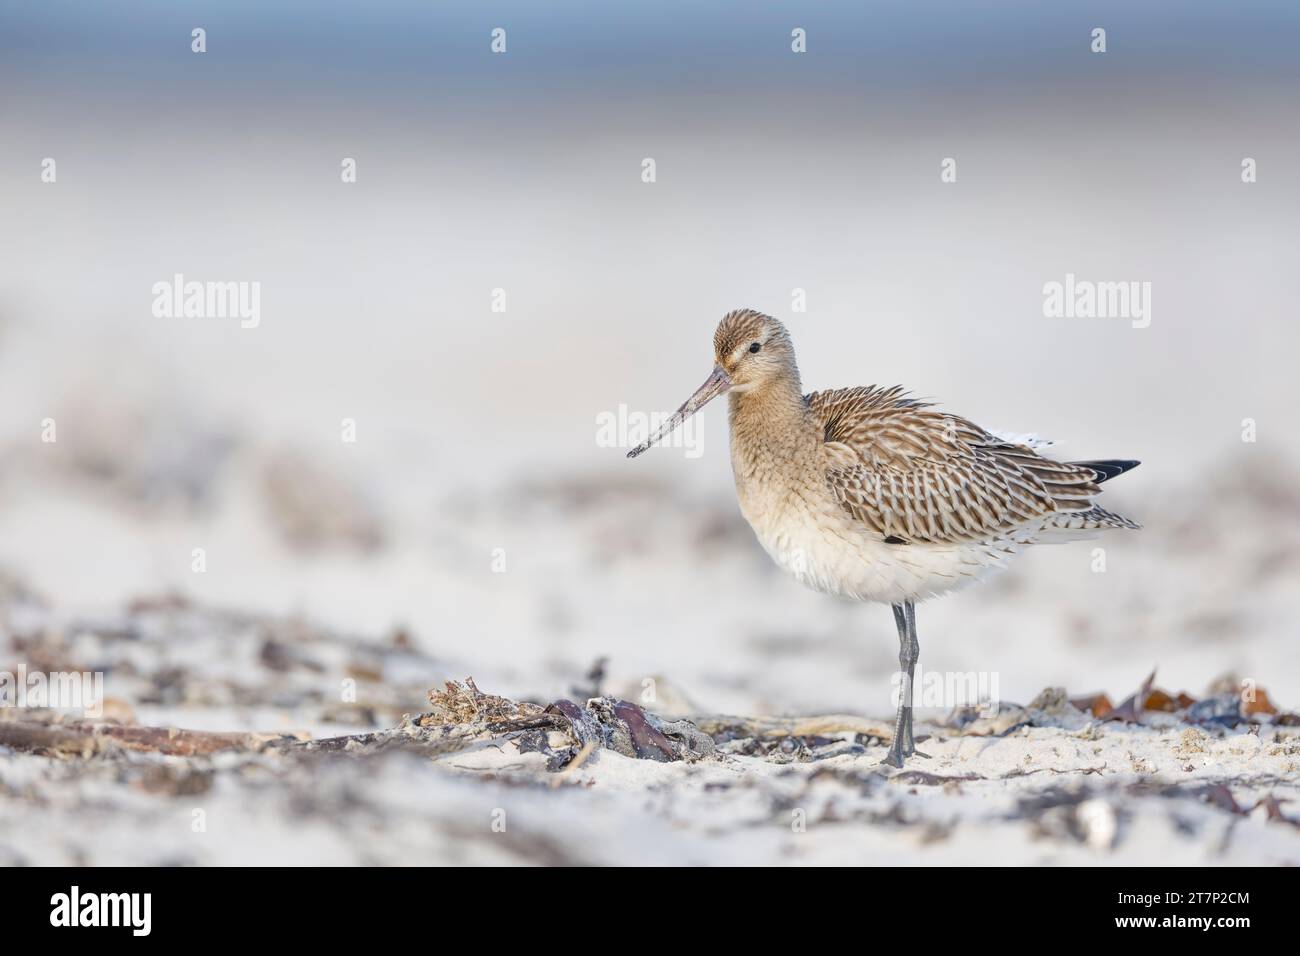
[626,365,732,458]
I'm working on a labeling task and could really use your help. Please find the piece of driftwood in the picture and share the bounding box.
[282,727,474,757]
[694,713,895,741]
[0,719,303,758]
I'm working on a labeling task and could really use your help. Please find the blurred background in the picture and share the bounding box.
[1,0,1298,732]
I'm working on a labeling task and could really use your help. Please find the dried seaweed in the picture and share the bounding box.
[425,677,542,725]
[1103,670,1157,723]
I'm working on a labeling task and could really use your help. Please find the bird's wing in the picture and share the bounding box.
[805,386,1105,544]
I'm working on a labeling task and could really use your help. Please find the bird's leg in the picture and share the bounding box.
[882,603,913,768]
[902,600,929,759]
[882,600,929,767]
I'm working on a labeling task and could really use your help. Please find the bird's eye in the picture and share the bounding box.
[748,342,761,354]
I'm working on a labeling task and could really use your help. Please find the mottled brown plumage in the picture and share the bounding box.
[809,384,1131,544]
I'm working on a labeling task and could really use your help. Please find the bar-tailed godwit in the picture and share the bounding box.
[628,309,1140,767]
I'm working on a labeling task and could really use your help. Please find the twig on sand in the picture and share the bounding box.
[551,740,598,786]
[0,719,304,758]
[693,713,895,741]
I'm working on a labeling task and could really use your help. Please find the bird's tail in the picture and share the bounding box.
[1071,459,1141,483]
[1046,505,1141,532]
[1029,458,1142,540]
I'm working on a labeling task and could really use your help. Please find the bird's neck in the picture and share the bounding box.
[727,372,818,473]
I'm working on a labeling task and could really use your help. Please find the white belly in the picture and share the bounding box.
[740,491,1013,605]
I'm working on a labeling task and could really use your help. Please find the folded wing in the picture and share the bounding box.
[807,386,1134,544]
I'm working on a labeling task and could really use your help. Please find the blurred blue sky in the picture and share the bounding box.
[4,0,1299,103]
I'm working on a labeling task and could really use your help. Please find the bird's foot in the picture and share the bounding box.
[879,744,931,768]
[900,707,937,759]
[882,716,931,766]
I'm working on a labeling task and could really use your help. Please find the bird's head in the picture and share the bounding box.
[626,308,796,458]
[711,308,796,392]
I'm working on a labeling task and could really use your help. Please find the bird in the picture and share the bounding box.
[627,308,1140,767]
